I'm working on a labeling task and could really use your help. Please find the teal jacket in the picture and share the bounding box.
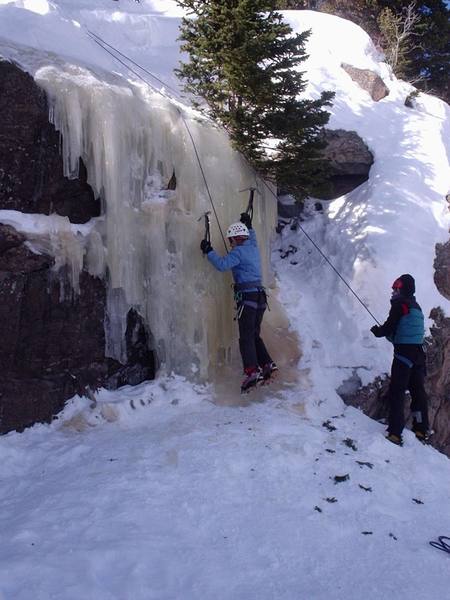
[390,307,424,344]
[373,295,424,345]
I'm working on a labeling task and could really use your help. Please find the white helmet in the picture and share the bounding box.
[226,222,249,239]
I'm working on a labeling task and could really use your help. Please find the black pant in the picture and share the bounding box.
[237,291,272,370]
[388,347,429,437]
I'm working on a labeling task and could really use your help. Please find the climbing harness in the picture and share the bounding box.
[429,536,450,555]
[233,289,268,321]
[234,281,263,291]
[85,28,381,325]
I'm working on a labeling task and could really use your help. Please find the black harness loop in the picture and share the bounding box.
[234,281,263,292]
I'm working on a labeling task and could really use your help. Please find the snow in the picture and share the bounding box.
[278,11,450,385]
[1,378,450,599]
[0,1,450,598]
[0,209,102,291]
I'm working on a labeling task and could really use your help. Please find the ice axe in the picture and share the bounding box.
[239,186,256,222]
[198,211,211,255]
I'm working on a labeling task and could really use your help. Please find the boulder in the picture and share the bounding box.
[433,240,450,301]
[317,129,374,199]
[341,63,390,102]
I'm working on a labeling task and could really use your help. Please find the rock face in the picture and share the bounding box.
[340,308,450,457]
[0,61,100,223]
[0,62,155,434]
[433,240,450,301]
[318,129,374,199]
[425,308,450,455]
[341,63,390,102]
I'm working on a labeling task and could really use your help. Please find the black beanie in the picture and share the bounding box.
[392,274,415,296]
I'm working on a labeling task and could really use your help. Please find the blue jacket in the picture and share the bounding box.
[207,229,262,291]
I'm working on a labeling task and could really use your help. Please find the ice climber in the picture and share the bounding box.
[370,274,429,446]
[200,212,277,393]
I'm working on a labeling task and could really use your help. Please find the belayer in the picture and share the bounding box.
[200,212,277,393]
[371,274,429,446]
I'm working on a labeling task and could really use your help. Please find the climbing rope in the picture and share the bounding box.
[86,29,228,252]
[87,29,182,98]
[256,176,381,325]
[430,536,450,555]
[85,29,381,322]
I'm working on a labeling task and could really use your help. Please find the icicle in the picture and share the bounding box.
[35,64,277,380]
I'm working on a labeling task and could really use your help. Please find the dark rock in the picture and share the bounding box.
[105,308,155,389]
[0,224,26,253]
[317,129,374,200]
[0,238,52,273]
[0,63,156,433]
[341,373,390,423]
[167,171,177,190]
[0,61,100,224]
[424,307,450,455]
[277,199,301,220]
[433,241,450,300]
[0,257,155,433]
[341,63,390,102]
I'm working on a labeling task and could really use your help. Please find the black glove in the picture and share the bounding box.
[240,212,252,229]
[200,239,213,254]
[371,325,382,337]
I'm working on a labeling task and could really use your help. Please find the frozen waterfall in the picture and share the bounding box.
[35,64,278,381]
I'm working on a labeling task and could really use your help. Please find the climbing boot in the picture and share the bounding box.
[241,367,261,394]
[261,362,278,382]
[386,432,403,446]
[413,429,431,444]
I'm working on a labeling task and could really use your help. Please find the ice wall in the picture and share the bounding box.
[35,65,277,380]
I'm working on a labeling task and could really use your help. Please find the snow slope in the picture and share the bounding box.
[0,2,450,599]
[1,379,450,599]
[278,11,450,388]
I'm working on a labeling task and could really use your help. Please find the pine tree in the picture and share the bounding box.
[377,3,422,79]
[378,0,450,102]
[311,0,449,102]
[176,0,334,200]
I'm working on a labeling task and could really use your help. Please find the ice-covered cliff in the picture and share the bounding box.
[0,0,279,381]
[0,0,449,395]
